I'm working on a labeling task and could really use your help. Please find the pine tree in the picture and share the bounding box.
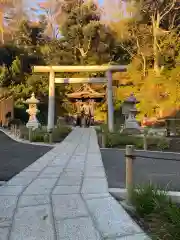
[10,56,22,84]
[0,65,11,87]
[46,0,116,66]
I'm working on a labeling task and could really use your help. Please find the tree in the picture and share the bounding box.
[53,0,116,66]
[0,0,14,43]
[134,0,180,75]
[37,0,63,39]
[0,0,27,43]
[0,65,11,87]
[106,0,180,119]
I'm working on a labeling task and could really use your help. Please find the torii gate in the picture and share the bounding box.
[33,65,127,132]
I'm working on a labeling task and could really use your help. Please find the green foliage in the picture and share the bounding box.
[10,56,22,85]
[109,0,180,120]
[14,20,45,53]
[99,127,170,150]
[131,183,168,217]
[157,137,170,151]
[14,106,29,124]
[55,0,117,66]
[19,125,72,143]
[105,133,144,148]
[0,65,11,87]
[131,183,180,239]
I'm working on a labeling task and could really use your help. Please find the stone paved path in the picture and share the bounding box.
[0,128,149,240]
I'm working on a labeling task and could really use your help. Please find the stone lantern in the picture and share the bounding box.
[122,93,139,119]
[121,93,141,134]
[25,93,40,130]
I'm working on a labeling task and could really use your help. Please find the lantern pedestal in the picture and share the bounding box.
[121,93,141,134]
[25,93,40,133]
[122,110,141,134]
[26,118,40,130]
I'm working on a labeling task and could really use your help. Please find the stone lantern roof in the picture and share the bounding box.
[25,93,39,104]
[124,93,139,104]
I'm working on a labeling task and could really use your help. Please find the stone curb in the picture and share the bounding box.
[0,128,56,147]
[109,188,180,203]
[101,147,180,155]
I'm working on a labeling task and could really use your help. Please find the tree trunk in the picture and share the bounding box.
[142,54,146,77]
[0,12,4,44]
[152,15,160,75]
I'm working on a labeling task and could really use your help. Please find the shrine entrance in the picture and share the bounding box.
[33,65,127,132]
[66,84,105,126]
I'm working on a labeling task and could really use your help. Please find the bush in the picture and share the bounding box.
[9,118,23,127]
[131,184,168,217]
[19,125,71,143]
[100,129,170,151]
[52,126,71,142]
[19,125,29,140]
[131,184,180,240]
[157,137,170,151]
[105,132,144,149]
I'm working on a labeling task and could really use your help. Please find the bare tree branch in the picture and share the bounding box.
[160,0,176,20]
[170,12,177,29]
[84,38,91,55]
[119,43,134,58]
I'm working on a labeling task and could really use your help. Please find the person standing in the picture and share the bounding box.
[83,101,90,127]
[89,99,94,126]
[80,102,85,127]
[76,100,82,127]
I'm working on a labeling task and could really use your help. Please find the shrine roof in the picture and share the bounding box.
[66,84,105,99]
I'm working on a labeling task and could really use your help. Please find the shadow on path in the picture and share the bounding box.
[0,131,52,181]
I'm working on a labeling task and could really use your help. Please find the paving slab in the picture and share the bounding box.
[0,127,150,239]
[56,217,101,240]
[0,196,18,227]
[9,204,55,240]
[52,185,81,195]
[111,233,150,239]
[18,195,50,207]
[52,194,88,220]
[0,227,9,240]
[86,196,142,238]
[22,178,57,195]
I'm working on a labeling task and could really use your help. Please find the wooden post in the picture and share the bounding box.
[143,128,148,150]
[125,145,135,202]
[10,125,14,135]
[14,125,17,136]
[49,132,53,144]
[28,128,32,142]
[101,129,105,148]
[143,134,147,150]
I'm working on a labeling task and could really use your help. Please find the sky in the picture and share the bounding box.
[25,0,127,23]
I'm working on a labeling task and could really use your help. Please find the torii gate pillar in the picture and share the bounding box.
[47,69,55,132]
[106,70,114,132]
